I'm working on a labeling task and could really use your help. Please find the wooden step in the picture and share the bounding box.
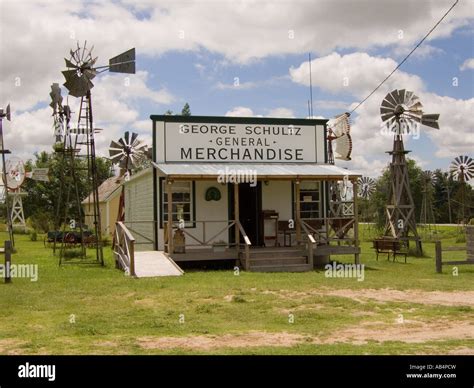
[249,256,307,266]
[250,263,313,272]
[249,249,305,258]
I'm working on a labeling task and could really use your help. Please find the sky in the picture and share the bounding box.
[0,0,473,179]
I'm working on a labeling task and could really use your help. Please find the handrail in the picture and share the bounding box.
[236,220,252,270]
[113,221,136,276]
[300,219,315,267]
[164,220,243,250]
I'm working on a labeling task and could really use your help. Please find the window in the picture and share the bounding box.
[161,180,194,227]
[294,181,321,219]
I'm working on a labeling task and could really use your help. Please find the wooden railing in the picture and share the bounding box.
[299,219,315,267]
[164,219,252,269]
[113,221,136,277]
[236,220,252,270]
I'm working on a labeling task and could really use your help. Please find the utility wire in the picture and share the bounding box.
[350,0,459,114]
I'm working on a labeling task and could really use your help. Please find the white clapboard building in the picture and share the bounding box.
[121,115,361,273]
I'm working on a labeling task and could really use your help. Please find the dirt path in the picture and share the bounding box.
[261,288,474,307]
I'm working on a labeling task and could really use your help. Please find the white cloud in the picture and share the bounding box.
[225,106,295,118]
[289,52,424,98]
[266,107,295,118]
[391,44,445,60]
[460,58,474,71]
[225,106,256,117]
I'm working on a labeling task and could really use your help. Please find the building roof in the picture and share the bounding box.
[82,176,123,204]
[152,163,361,180]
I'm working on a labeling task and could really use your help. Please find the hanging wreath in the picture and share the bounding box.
[205,187,221,201]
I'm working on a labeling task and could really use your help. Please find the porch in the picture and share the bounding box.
[151,162,360,272]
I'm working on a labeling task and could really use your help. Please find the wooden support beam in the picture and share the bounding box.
[295,180,301,243]
[167,179,173,254]
[234,183,240,250]
[435,240,442,273]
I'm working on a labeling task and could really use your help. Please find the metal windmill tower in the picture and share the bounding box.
[108,131,148,228]
[60,42,136,265]
[419,170,437,232]
[380,89,439,252]
[449,155,474,223]
[4,157,27,232]
[50,82,89,261]
[0,103,14,245]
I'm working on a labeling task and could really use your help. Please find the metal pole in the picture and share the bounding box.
[4,240,11,283]
[0,118,14,247]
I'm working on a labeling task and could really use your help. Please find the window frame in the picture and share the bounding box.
[159,178,196,229]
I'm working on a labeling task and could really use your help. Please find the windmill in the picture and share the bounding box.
[380,89,439,253]
[49,82,90,261]
[60,41,136,265]
[0,104,14,245]
[357,176,376,236]
[327,112,352,164]
[449,155,474,223]
[2,157,49,233]
[4,157,27,231]
[109,132,148,231]
[419,170,437,233]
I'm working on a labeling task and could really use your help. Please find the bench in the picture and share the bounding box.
[373,238,408,263]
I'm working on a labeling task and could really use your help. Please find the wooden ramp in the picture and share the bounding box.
[134,251,184,278]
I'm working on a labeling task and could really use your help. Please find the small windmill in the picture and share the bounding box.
[4,157,26,231]
[60,41,136,265]
[419,170,437,233]
[449,155,474,223]
[327,112,352,164]
[0,104,14,245]
[109,131,148,227]
[357,176,376,235]
[380,89,439,253]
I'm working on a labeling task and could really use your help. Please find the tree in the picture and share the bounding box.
[181,103,191,116]
[22,150,113,231]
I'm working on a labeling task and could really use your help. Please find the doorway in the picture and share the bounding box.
[229,182,262,246]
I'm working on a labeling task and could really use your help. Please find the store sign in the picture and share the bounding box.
[164,122,318,163]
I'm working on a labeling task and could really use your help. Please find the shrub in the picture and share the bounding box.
[30,231,38,241]
[28,211,53,233]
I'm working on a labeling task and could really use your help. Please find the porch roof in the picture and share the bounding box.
[151,162,361,180]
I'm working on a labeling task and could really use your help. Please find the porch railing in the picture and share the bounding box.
[113,221,136,276]
[164,219,251,267]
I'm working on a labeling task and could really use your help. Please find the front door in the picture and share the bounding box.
[229,182,262,246]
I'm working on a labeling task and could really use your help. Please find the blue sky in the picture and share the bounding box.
[0,0,473,178]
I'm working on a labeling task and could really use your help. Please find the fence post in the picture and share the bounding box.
[435,240,442,274]
[5,240,12,283]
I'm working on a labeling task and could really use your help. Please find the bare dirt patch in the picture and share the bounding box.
[137,331,305,350]
[262,288,474,307]
[318,319,474,345]
[0,339,27,355]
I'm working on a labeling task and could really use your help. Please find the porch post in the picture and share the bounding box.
[352,178,360,264]
[234,183,240,250]
[167,178,173,254]
[295,180,301,243]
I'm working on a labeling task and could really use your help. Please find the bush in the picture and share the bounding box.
[30,231,38,241]
[28,211,53,233]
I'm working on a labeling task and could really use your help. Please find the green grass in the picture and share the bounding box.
[0,225,473,355]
